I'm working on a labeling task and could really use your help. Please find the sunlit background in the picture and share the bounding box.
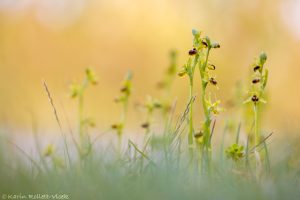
[1,0,300,137]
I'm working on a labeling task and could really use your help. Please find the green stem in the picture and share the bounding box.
[200,48,211,148]
[79,79,88,138]
[118,98,129,156]
[145,110,153,135]
[201,89,211,147]
[263,141,270,174]
[78,79,90,160]
[253,103,261,176]
[198,48,212,174]
[203,48,210,70]
[254,104,259,146]
[121,99,128,124]
[188,80,194,148]
[78,94,84,138]
[187,55,199,159]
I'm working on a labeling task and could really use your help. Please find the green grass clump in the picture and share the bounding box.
[69,68,98,160]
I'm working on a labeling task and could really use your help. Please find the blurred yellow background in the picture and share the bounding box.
[0,0,300,135]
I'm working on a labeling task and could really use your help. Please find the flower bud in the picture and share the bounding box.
[111,123,122,130]
[211,42,220,48]
[201,40,208,48]
[86,68,98,85]
[120,86,128,93]
[111,124,118,129]
[194,131,203,138]
[141,122,149,129]
[207,63,216,70]
[209,77,217,85]
[204,36,211,47]
[43,144,54,157]
[153,101,162,108]
[192,29,200,37]
[259,52,267,65]
[70,84,80,98]
[177,68,187,77]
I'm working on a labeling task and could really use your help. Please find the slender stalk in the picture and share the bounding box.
[43,81,71,168]
[78,79,88,139]
[244,52,268,175]
[219,124,228,164]
[263,141,270,174]
[253,103,262,176]
[77,79,91,161]
[187,54,199,159]
[235,123,241,144]
[115,71,132,156]
[187,78,195,163]
[144,109,152,135]
[200,48,211,148]
[199,47,213,174]
[188,79,194,149]
[254,104,259,147]
[118,98,129,153]
[201,85,211,147]
[78,94,84,138]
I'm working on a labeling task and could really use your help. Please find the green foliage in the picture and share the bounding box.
[115,71,132,103]
[178,29,222,169]
[157,50,178,118]
[226,143,245,161]
[111,71,134,155]
[243,52,268,151]
[1,29,292,200]
[85,68,98,85]
[69,68,98,159]
[243,52,268,105]
[140,96,162,134]
[43,144,54,157]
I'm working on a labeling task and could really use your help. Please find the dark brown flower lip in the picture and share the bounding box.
[201,40,208,47]
[141,122,149,128]
[253,65,260,72]
[194,131,203,138]
[252,78,260,84]
[251,95,259,102]
[208,64,216,70]
[209,77,217,85]
[188,48,197,56]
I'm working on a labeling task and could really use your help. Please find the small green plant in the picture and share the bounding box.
[225,143,245,161]
[70,68,98,159]
[243,52,268,173]
[196,33,221,156]
[157,50,178,119]
[112,71,133,152]
[244,52,268,148]
[2,28,287,200]
[178,29,221,165]
[178,30,201,155]
[140,96,162,135]
[43,144,65,169]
